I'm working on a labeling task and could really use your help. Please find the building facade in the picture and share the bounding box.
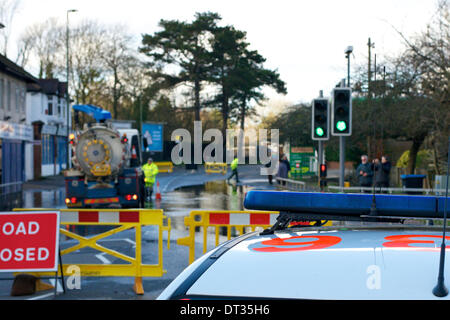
[0,54,36,195]
[27,79,70,179]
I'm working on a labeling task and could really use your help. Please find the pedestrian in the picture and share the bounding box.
[265,161,273,184]
[276,155,288,186]
[356,155,373,191]
[142,158,159,202]
[282,155,291,177]
[264,150,274,185]
[373,155,391,191]
[227,157,240,184]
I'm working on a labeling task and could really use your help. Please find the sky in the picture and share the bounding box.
[7,0,440,108]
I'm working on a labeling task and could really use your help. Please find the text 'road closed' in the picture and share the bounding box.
[0,212,60,273]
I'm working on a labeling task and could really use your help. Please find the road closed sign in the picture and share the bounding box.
[0,211,60,273]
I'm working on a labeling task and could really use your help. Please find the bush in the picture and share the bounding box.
[396,149,432,169]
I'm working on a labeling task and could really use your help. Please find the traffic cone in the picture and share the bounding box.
[131,145,137,159]
[155,181,162,200]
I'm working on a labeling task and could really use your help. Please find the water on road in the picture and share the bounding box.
[19,180,254,234]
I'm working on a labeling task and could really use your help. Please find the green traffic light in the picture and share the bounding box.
[315,127,324,137]
[336,121,347,132]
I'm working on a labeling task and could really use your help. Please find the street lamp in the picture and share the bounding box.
[336,45,353,188]
[66,9,77,170]
[345,46,353,87]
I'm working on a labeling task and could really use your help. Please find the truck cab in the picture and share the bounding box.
[117,128,142,168]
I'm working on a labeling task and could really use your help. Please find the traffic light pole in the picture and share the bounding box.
[339,136,345,188]
[318,140,323,188]
[339,79,346,188]
[318,90,325,190]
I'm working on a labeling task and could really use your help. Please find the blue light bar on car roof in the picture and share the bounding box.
[244,191,450,219]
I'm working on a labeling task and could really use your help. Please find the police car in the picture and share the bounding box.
[158,191,450,300]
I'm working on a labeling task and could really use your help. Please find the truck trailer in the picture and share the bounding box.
[64,104,144,208]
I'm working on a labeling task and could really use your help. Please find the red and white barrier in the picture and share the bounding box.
[60,211,140,224]
[209,212,278,226]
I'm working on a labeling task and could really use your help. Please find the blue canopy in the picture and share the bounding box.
[72,104,112,122]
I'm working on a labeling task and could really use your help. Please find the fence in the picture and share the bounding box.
[177,210,279,265]
[275,178,307,191]
[13,208,171,295]
[328,186,448,195]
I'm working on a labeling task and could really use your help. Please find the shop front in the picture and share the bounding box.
[0,120,33,209]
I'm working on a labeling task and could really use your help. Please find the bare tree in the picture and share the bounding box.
[0,0,20,57]
[16,18,64,77]
[100,25,136,118]
[68,19,107,105]
[397,0,450,174]
[15,30,32,67]
[16,16,154,124]
[354,0,450,174]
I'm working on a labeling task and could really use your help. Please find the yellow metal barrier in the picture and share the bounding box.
[177,210,279,265]
[155,162,174,173]
[177,210,333,265]
[13,208,171,295]
[204,162,228,175]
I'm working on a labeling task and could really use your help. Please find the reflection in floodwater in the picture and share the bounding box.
[146,181,248,231]
[22,188,67,209]
[19,180,248,234]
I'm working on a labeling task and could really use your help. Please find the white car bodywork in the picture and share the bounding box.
[158,226,450,300]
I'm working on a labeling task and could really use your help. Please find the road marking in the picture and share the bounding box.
[28,292,54,300]
[97,238,136,248]
[49,279,64,293]
[26,279,63,300]
[123,238,136,248]
[95,252,111,264]
[161,172,191,193]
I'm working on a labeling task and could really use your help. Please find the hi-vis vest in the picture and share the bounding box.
[231,158,239,171]
[142,163,159,185]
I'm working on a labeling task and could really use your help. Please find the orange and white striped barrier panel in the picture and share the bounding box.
[177,210,279,265]
[13,208,171,295]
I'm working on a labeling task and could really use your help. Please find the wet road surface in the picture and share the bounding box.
[0,165,280,300]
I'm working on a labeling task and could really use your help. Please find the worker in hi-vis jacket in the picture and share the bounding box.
[227,157,240,184]
[142,158,159,201]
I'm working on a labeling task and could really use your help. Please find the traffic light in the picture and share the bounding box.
[332,88,352,136]
[312,98,329,141]
[69,133,76,145]
[319,164,327,178]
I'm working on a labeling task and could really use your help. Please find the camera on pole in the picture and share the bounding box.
[312,98,330,141]
[331,88,352,136]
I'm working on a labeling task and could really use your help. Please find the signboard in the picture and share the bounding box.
[0,211,60,272]
[0,121,33,141]
[290,146,316,177]
[142,123,164,152]
[41,124,58,135]
[56,126,68,137]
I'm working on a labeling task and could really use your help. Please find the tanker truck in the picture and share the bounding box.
[64,104,145,208]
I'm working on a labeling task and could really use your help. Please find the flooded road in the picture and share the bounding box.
[153,181,248,230]
[19,180,255,234]
[22,188,66,209]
